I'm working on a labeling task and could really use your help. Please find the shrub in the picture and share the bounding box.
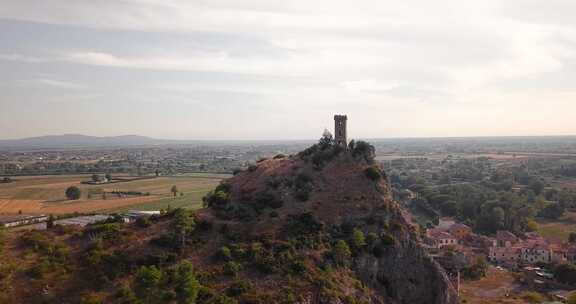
[80,293,103,304]
[266,177,282,189]
[273,154,286,159]
[85,223,122,241]
[380,233,396,247]
[294,189,310,202]
[372,244,385,258]
[364,166,381,181]
[232,168,243,175]
[219,246,232,261]
[350,228,366,251]
[203,183,232,209]
[227,280,251,297]
[28,259,51,279]
[248,165,258,172]
[293,172,313,202]
[289,259,307,275]
[299,132,345,168]
[135,217,151,228]
[352,141,376,163]
[254,191,283,210]
[65,186,81,200]
[223,261,242,277]
[366,232,378,247]
[333,240,351,266]
[286,213,324,237]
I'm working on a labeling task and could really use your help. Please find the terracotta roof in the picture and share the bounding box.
[449,223,470,231]
[496,230,518,242]
[429,231,455,240]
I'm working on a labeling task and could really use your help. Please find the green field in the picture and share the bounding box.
[537,211,576,242]
[0,173,230,214]
[104,191,209,213]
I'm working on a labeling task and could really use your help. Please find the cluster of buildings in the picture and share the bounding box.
[488,231,576,268]
[425,219,576,270]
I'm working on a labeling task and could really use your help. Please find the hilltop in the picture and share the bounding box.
[0,138,458,304]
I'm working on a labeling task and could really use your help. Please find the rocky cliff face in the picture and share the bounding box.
[355,241,459,304]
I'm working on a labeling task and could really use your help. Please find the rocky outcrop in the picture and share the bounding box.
[220,152,460,304]
[355,240,459,304]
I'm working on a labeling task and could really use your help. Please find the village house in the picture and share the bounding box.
[521,243,552,264]
[488,245,522,266]
[427,230,458,249]
[448,223,472,240]
[496,230,518,247]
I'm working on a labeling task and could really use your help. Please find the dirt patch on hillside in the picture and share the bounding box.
[460,267,524,304]
[0,199,43,214]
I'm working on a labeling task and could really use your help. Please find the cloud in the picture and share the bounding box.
[2,0,576,138]
[32,78,87,90]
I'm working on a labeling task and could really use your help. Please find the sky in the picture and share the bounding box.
[1,0,576,140]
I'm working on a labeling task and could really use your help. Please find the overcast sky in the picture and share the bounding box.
[1,0,575,140]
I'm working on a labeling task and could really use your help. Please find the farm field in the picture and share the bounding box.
[375,153,526,161]
[0,174,229,215]
[536,211,576,242]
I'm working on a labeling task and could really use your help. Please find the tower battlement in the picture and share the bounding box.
[334,114,348,148]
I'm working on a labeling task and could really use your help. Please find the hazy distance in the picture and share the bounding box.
[1,0,576,140]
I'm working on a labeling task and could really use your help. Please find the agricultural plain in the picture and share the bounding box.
[0,174,229,215]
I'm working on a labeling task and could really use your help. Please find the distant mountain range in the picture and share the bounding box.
[0,134,174,149]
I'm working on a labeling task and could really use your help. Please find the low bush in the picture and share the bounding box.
[227,280,251,297]
[364,166,381,181]
[135,217,151,228]
[223,261,242,277]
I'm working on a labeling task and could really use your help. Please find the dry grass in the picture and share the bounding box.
[460,267,525,304]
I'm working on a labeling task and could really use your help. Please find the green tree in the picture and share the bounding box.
[539,202,565,219]
[105,173,112,181]
[364,166,381,181]
[46,214,55,229]
[350,228,366,252]
[171,209,195,249]
[333,240,351,266]
[65,186,81,200]
[528,179,545,196]
[175,261,200,304]
[135,265,163,302]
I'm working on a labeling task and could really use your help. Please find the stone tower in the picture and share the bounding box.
[334,114,348,148]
